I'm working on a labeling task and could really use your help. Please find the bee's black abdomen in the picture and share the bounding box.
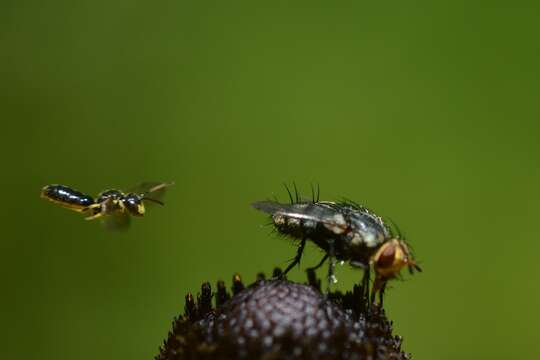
[41,184,94,210]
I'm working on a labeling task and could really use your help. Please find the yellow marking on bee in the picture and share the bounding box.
[85,212,103,221]
[130,203,145,217]
[83,204,102,220]
[40,191,89,212]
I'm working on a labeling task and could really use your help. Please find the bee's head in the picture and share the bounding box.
[123,192,165,216]
[122,193,145,216]
[372,238,421,280]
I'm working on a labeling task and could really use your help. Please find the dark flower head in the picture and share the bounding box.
[156,270,410,360]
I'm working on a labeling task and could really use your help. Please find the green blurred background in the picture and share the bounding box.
[1,1,539,359]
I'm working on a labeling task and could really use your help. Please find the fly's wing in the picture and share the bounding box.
[101,212,131,231]
[252,201,345,229]
[251,201,292,215]
[128,181,174,204]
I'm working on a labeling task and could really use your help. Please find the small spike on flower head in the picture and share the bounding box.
[232,273,245,295]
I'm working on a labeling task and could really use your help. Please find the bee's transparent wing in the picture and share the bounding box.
[101,212,131,231]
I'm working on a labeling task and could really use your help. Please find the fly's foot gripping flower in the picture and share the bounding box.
[156,271,410,360]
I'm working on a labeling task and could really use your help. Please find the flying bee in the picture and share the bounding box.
[41,182,173,229]
[252,185,421,304]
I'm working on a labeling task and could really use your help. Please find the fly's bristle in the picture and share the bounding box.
[283,183,294,204]
[292,182,300,203]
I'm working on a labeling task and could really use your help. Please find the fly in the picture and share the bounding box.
[252,184,421,304]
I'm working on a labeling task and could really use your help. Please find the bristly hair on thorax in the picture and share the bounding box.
[280,182,321,205]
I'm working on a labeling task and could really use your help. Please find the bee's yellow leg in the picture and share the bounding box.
[83,204,102,220]
[85,212,103,221]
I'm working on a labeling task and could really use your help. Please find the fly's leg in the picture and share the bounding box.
[326,239,337,294]
[361,267,371,308]
[307,254,329,272]
[306,254,328,291]
[378,281,387,307]
[281,238,306,277]
[371,275,387,305]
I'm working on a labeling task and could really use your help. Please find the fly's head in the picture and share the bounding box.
[372,238,421,280]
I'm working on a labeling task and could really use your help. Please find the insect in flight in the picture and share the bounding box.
[252,184,421,304]
[41,182,173,230]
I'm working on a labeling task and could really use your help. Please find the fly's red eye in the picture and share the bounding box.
[376,244,396,269]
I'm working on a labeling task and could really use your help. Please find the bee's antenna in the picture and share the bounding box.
[143,197,164,206]
[143,182,174,196]
[283,183,294,204]
[310,183,315,203]
[316,183,320,202]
